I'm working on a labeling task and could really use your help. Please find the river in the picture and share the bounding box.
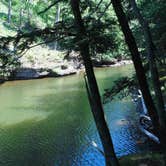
[0,65,155,166]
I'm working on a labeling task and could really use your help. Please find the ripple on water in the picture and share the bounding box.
[0,66,157,166]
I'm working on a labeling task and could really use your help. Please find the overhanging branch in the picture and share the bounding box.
[38,0,62,15]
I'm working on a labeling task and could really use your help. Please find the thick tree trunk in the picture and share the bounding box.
[8,0,12,24]
[111,0,160,135]
[129,0,166,138]
[70,0,119,166]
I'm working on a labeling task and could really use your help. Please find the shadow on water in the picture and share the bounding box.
[0,65,157,166]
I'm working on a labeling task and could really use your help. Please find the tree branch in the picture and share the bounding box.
[38,0,62,15]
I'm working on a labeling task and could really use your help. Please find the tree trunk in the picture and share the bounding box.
[111,0,160,136]
[54,3,61,49]
[27,0,33,25]
[8,0,12,24]
[70,0,119,166]
[55,3,61,23]
[129,0,166,139]
[19,8,23,31]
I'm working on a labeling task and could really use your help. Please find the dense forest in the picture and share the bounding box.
[0,0,166,166]
[0,0,165,69]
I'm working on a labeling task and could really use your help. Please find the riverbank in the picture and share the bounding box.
[119,152,165,166]
[0,60,132,82]
[0,46,132,82]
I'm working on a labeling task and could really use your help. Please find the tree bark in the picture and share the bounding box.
[54,3,61,49]
[111,0,160,135]
[70,0,119,166]
[129,0,166,137]
[27,0,33,25]
[8,0,12,24]
[19,8,23,31]
[55,3,61,23]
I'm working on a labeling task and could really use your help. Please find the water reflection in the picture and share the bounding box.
[0,65,154,166]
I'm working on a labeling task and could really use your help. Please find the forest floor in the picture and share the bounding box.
[119,152,165,166]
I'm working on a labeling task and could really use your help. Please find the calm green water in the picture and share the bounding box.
[0,65,152,166]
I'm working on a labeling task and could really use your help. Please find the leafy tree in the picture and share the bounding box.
[70,0,119,165]
[0,0,166,159]
[129,0,166,146]
[127,0,166,64]
[111,0,166,147]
